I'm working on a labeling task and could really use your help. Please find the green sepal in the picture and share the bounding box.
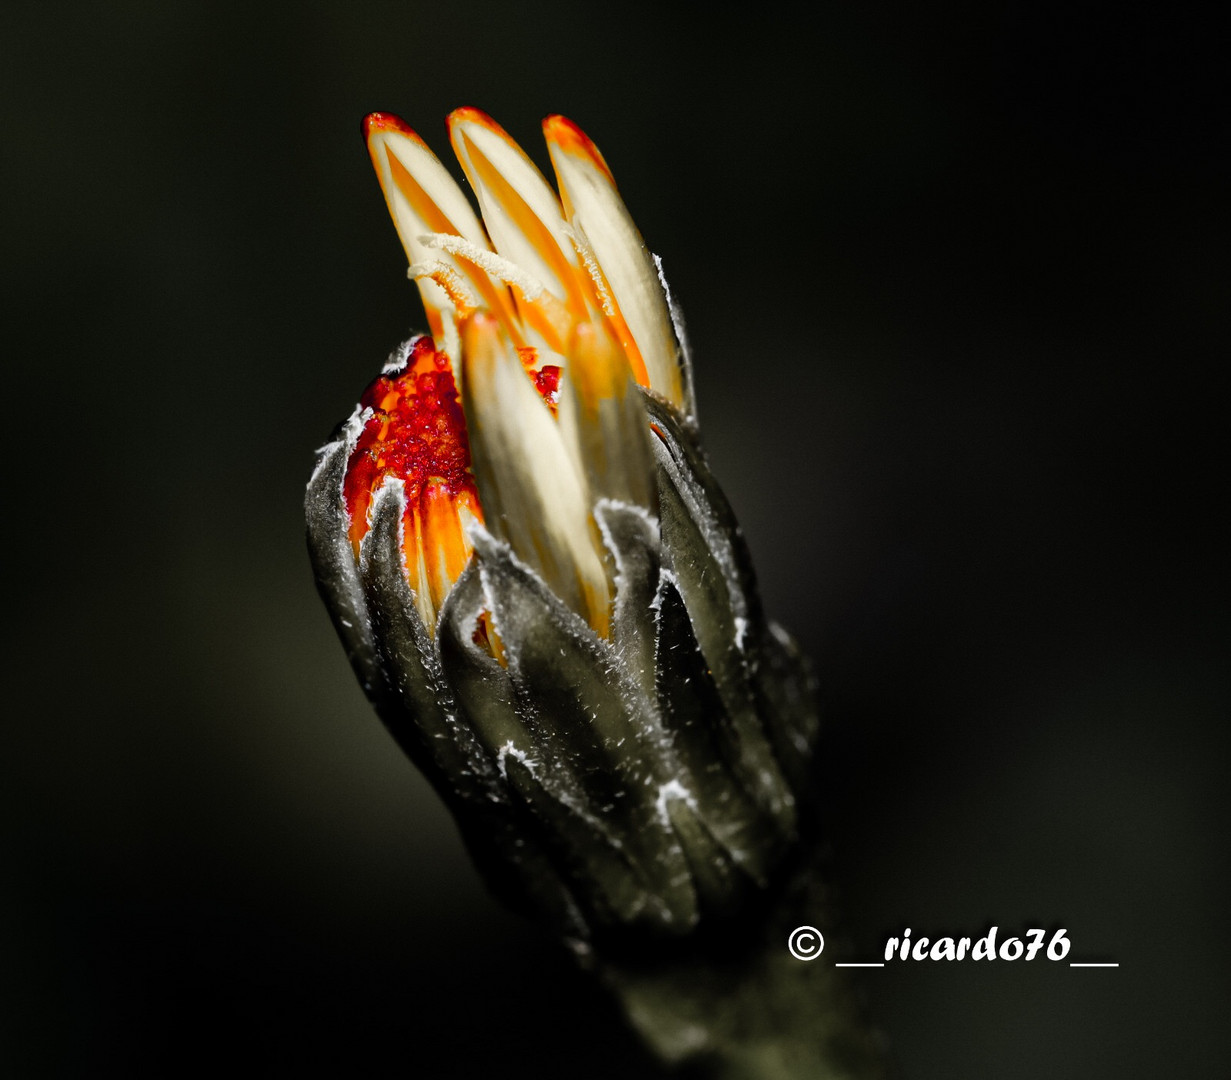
[752,623,821,798]
[646,397,796,833]
[653,574,792,886]
[594,499,662,705]
[304,416,385,700]
[471,527,701,932]
[358,481,498,805]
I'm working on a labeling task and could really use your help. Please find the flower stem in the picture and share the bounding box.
[599,839,888,1079]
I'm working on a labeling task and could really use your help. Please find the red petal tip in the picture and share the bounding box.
[542,115,613,182]
[446,106,508,139]
[362,112,422,144]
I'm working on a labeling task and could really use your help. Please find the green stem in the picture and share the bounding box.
[598,846,888,1079]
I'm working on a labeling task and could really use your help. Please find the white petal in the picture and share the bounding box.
[363,113,516,343]
[459,314,611,634]
[448,108,588,348]
[543,115,683,409]
[556,319,656,514]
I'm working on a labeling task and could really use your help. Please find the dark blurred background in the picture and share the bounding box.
[2,2,1224,1076]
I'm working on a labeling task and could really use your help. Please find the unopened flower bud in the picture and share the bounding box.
[307,109,820,946]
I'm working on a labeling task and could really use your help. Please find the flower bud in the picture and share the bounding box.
[307,110,820,946]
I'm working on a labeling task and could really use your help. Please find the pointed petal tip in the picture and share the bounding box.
[446,106,508,141]
[543,115,614,184]
[362,111,424,145]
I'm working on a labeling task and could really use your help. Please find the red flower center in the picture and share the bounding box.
[342,336,563,577]
[343,337,477,555]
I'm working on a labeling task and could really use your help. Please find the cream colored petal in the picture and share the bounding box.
[448,109,589,349]
[543,115,683,409]
[556,319,657,514]
[363,113,516,343]
[460,314,610,635]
